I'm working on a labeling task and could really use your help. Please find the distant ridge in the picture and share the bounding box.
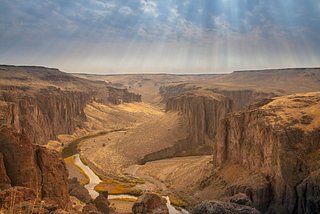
[234,67,320,73]
[0,64,59,70]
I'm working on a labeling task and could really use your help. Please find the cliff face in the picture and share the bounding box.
[0,127,71,210]
[0,87,91,145]
[106,87,142,104]
[213,92,320,213]
[0,65,142,145]
[166,90,234,149]
[160,84,277,111]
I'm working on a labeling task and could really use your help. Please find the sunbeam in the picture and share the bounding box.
[0,0,319,73]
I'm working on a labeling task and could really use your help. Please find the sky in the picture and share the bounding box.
[0,0,320,74]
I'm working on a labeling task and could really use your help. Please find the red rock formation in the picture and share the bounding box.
[213,92,320,213]
[0,127,71,210]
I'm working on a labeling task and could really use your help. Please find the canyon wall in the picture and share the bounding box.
[0,86,92,145]
[213,92,320,213]
[166,90,234,149]
[160,84,277,111]
[106,87,142,104]
[0,66,141,145]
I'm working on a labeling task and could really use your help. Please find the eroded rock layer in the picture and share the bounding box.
[213,92,320,213]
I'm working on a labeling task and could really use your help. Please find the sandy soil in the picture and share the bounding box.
[109,200,134,213]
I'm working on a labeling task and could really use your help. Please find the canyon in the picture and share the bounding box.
[1,65,320,214]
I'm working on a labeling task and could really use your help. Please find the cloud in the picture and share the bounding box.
[170,7,179,17]
[91,0,115,9]
[140,0,158,17]
[119,6,135,16]
[0,0,319,74]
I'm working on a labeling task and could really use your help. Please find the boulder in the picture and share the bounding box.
[69,177,92,204]
[93,191,110,214]
[192,200,261,214]
[132,192,168,214]
[222,193,254,207]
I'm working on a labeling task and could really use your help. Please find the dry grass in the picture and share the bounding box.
[94,177,143,196]
[110,198,136,202]
[169,195,188,208]
[261,91,320,132]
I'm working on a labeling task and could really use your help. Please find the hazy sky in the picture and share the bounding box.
[1,0,320,74]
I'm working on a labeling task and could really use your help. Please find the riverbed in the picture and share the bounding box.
[72,153,190,213]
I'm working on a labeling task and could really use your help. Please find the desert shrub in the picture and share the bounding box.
[79,156,88,166]
[169,195,188,208]
[128,188,143,196]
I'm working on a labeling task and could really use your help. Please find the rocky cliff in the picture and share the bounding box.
[213,92,320,214]
[0,87,91,145]
[159,68,320,111]
[166,90,234,148]
[0,65,141,145]
[161,84,277,111]
[0,127,71,210]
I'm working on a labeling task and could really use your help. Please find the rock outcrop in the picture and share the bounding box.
[192,200,261,214]
[132,192,169,214]
[213,92,320,213]
[106,87,141,105]
[166,90,234,149]
[68,178,92,204]
[0,127,71,210]
[93,191,111,214]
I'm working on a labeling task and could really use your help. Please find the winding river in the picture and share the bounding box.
[73,154,102,199]
[72,153,189,214]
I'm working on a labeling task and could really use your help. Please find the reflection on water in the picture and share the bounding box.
[73,154,101,199]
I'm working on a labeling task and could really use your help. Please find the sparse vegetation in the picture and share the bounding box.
[64,156,90,185]
[169,195,188,209]
[79,156,88,166]
[128,188,143,196]
[110,198,136,202]
[168,151,206,158]
[94,177,143,196]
